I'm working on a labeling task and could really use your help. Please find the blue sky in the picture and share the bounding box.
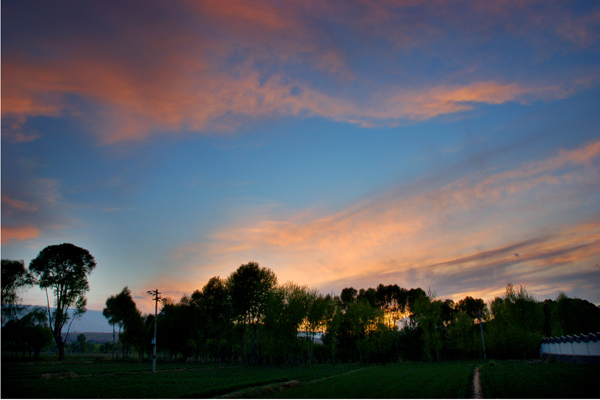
[2,0,599,313]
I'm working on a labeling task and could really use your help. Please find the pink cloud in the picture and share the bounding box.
[169,139,600,299]
[1,196,39,213]
[1,225,40,244]
[3,1,598,144]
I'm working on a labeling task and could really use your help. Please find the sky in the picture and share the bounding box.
[2,0,600,314]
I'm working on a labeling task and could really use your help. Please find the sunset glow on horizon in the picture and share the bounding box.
[2,0,599,314]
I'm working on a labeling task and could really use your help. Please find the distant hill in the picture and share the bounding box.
[64,332,114,343]
[15,306,113,333]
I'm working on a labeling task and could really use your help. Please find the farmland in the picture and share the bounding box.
[2,357,599,398]
[479,360,600,398]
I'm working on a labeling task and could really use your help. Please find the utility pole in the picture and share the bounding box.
[478,309,487,360]
[147,289,162,373]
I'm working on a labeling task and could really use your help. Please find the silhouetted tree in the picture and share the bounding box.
[321,294,342,364]
[374,284,406,327]
[227,262,277,364]
[357,288,377,308]
[406,288,427,312]
[397,325,424,361]
[73,333,88,353]
[29,243,96,360]
[445,311,478,359]
[412,293,444,361]
[305,293,329,364]
[1,307,53,358]
[345,299,384,363]
[197,276,231,362]
[487,283,544,359]
[2,259,33,323]
[21,308,53,358]
[103,296,119,357]
[263,282,316,364]
[159,295,201,361]
[542,292,600,337]
[103,286,144,359]
[456,296,487,320]
[340,287,357,308]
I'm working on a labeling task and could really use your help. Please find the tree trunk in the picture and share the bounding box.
[56,334,65,361]
[242,322,247,364]
[231,329,235,363]
[250,325,255,364]
[307,333,313,365]
[112,325,116,359]
[254,323,259,364]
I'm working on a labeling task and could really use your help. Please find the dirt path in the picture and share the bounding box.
[472,367,483,399]
[218,367,367,398]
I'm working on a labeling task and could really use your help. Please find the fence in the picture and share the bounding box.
[540,332,600,363]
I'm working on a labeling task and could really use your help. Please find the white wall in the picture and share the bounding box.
[540,333,600,358]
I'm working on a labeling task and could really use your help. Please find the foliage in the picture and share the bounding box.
[1,307,53,358]
[1,259,33,322]
[412,294,444,361]
[227,262,278,364]
[196,276,231,362]
[397,325,424,361]
[159,295,203,362]
[70,333,89,353]
[339,287,357,308]
[543,292,600,337]
[304,293,329,364]
[11,242,598,365]
[444,311,478,359]
[456,296,487,320]
[28,243,96,360]
[486,283,544,359]
[343,299,384,363]
[103,286,145,359]
[263,282,317,364]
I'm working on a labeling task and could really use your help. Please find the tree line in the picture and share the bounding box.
[3,243,600,363]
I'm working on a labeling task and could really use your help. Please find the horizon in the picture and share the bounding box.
[2,0,600,315]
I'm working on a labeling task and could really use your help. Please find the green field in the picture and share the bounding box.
[2,357,600,398]
[479,360,600,399]
[267,362,474,398]
[1,358,360,399]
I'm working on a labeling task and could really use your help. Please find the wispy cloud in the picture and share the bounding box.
[2,1,598,143]
[1,225,40,244]
[2,196,40,213]
[171,139,600,300]
[1,172,63,244]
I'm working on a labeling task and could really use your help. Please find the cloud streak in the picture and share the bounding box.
[1,226,40,245]
[172,138,600,301]
[2,1,598,143]
[3,1,599,311]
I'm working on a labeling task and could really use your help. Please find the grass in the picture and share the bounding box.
[479,360,600,398]
[265,361,475,398]
[1,356,361,398]
[4,356,600,398]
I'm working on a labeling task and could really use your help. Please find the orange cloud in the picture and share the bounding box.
[2,196,39,213]
[1,225,40,244]
[168,139,600,300]
[3,1,598,144]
